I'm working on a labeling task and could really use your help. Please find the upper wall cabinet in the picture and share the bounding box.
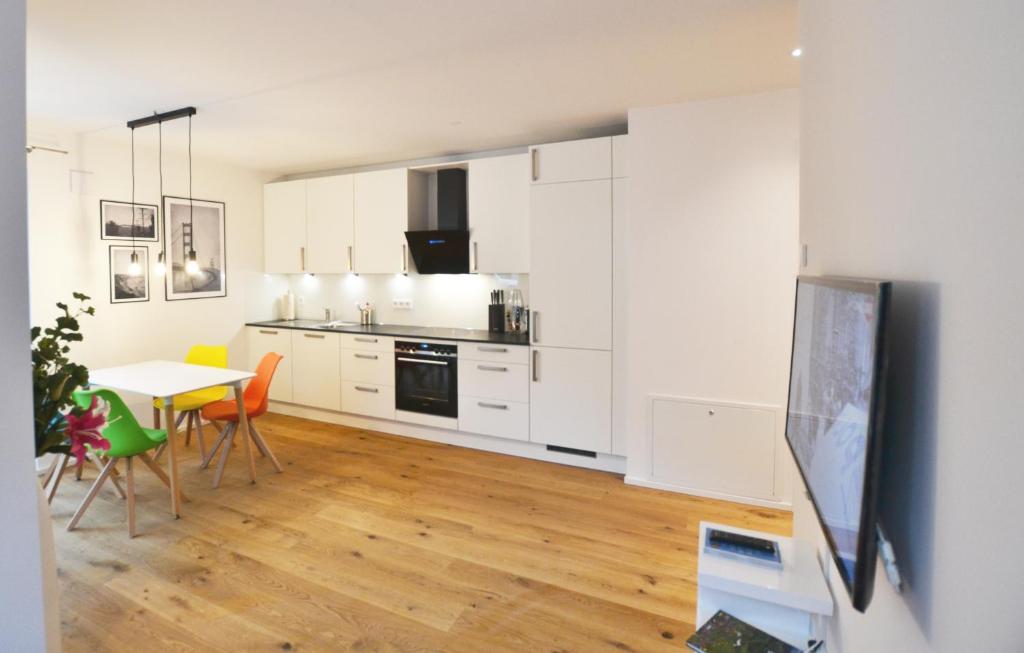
[353,168,426,274]
[264,176,354,274]
[467,153,530,274]
[264,180,307,273]
[529,137,612,185]
[612,134,629,178]
[306,175,355,274]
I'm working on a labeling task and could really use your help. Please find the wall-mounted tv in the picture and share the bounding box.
[785,275,891,612]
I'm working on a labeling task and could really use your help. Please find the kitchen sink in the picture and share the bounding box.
[316,321,361,329]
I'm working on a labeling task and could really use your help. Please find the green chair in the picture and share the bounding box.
[67,388,173,538]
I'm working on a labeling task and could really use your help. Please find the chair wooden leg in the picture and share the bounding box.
[93,455,127,500]
[249,422,283,473]
[125,457,136,538]
[153,442,167,462]
[212,423,237,489]
[67,457,118,531]
[153,404,161,429]
[194,414,208,462]
[184,411,194,448]
[74,459,84,481]
[41,455,60,489]
[47,455,69,504]
[201,422,234,470]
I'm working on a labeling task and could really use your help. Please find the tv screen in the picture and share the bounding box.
[785,275,891,612]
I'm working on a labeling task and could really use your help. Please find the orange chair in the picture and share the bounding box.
[200,352,284,488]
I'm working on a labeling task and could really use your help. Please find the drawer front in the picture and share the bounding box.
[341,381,396,420]
[339,333,394,352]
[458,360,529,403]
[341,349,394,386]
[458,397,529,441]
[457,342,530,365]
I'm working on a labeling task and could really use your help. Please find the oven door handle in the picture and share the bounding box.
[396,357,450,366]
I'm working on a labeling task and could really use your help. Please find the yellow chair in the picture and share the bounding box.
[153,344,228,463]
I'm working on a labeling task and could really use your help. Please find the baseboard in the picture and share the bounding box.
[624,475,793,511]
[268,401,627,475]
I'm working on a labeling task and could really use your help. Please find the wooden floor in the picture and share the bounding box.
[52,413,790,652]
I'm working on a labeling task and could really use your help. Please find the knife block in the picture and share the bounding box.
[488,305,506,333]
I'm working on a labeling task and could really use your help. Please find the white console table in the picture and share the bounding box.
[697,521,834,650]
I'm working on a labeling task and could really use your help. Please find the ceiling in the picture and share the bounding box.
[27,0,799,175]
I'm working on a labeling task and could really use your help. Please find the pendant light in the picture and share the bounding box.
[154,120,167,277]
[127,126,142,276]
[184,113,200,276]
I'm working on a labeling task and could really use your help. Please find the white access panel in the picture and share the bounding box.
[650,396,776,500]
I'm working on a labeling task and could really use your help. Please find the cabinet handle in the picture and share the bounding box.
[531,311,539,343]
[354,385,379,393]
[397,357,448,366]
[472,241,479,272]
[304,333,326,339]
[354,353,379,360]
[532,349,539,382]
[478,346,507,353]
[258,329,278,335]
[478,401,508,410]
[401,244,407,273]
[300,246,306,272]
[347,245,353,271]
[477,365,508,372]
[531,148,539,181]
[354,337,378,343]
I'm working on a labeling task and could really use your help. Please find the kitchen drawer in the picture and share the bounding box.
[341,381,396,420]
[458,396,529,442]
[339,333,394,352]
[458,360,529,403]
[457,342,530,365]
[340,348,394,386]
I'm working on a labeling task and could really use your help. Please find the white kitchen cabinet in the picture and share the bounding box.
[342,382,395,421]
[529,137,612,184]
[306,175,354,273]
[458,398,529,442]
[529,346,611,453]
[467,153,530,273]
[612,134,629,178]
[339,333,393,352]
[290,331,340,411]
[247,326,293,402]
[340,348,394,387]
[458,360,529,403]
[457,342,530,366]
[263,180,307,273]
[354,168,421,274]
[529,179,612,350]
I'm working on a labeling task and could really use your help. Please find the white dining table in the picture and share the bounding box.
[88,360,256,517]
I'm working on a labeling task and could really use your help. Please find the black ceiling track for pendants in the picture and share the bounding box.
[126,106,196,129]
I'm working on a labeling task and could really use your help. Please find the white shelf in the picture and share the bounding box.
[698,521,834,616]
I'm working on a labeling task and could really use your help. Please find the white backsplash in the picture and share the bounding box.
[257,273,528,331]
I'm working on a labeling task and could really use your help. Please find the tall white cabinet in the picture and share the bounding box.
[528,136,616,454]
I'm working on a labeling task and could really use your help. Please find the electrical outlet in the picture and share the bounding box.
[392,299,413,310]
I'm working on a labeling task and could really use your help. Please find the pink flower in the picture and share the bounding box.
[65,396,110,465]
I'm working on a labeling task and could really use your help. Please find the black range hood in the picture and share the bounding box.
[405,168,470,274]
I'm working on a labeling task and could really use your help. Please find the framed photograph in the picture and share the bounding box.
[100,200,159,241]
[163,196,227,301]
[108,246,149,303]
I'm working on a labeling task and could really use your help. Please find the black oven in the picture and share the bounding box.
[394,341,458,418]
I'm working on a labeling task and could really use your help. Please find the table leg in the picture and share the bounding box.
[233,382,257,484]
[162,398,181,517]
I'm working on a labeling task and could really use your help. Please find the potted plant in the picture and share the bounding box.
[33,293,109,471]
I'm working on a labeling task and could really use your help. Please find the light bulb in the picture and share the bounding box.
[154,252,166,277]
[185,250,200,275]
[128,251,141,276]
[790,47,802,58]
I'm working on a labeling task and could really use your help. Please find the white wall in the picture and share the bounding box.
[27,124,284,416]
[0,1,60,650]
[261,272,526,330]
[799,2,1024,650]
[625,90,799,504]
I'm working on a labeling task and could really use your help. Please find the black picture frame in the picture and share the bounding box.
[108,245,150,304]
[100,199,160,242]
[162,195,227,301]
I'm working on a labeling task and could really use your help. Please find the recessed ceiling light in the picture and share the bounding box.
[791,47,802,58]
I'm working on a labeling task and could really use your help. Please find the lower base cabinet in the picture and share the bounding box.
[529,346,612,453]
[458,397,529,441]
[342,381,396,421]
[248,327,293,402]
[291,331,341,411]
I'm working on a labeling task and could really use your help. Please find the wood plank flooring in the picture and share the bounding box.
[52,413,791,652]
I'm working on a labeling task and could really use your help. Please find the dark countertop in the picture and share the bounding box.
[246,319,531,346]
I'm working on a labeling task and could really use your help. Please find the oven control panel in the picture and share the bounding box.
[395,341,458,357]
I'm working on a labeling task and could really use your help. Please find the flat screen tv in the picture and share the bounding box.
[785,275,891,612]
